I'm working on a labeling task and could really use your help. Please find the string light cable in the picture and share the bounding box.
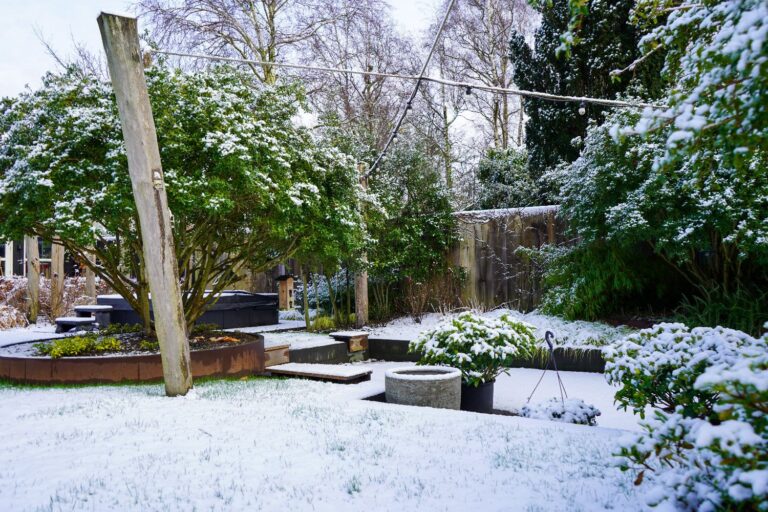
[149,48,664,112]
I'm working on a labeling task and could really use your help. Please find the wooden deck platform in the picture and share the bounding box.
[268,363,372,383]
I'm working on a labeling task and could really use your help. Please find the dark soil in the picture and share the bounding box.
[111,330,261,354]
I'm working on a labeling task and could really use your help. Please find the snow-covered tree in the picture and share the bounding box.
[509,0,664,202]
[543,0,768,331]
[0,64,362,331]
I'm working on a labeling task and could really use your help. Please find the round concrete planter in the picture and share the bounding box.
[385,366,461,410]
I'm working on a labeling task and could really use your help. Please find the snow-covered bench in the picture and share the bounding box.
[55,316,97,333]
[74,304,113,328]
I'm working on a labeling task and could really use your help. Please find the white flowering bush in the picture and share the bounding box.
[409,312,537,387]
[604,323,760,419]
[616,334,767,511]
[521,398,601,426]
[0,64,363,330]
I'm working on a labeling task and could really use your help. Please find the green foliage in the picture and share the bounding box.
[410,312,537,387]
[368,143,458,285]
[35,335,123,358]
[546,0,768,328]
[190,323,219,335]
[476,148,537,209]
[310,315,336,332]
[536,242,677,320]
[509,0,664,201]
[604,323,762,420]
[544,104,768,327]
[100,323,143,336]
[138,339,159,352]
[0,64,361,330]
[676,287,768,338]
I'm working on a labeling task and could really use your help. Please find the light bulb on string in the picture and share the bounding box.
[578,101,586,116]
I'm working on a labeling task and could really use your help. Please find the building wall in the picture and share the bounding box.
[450,206,566,311]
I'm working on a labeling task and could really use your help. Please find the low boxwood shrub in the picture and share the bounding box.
[604,323,759,420]
[409,312,537,387]
[34,335,123,358]
[617,339,767,511]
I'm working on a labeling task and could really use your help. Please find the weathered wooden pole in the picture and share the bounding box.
[2,241,13,276]
[50,241,65,318]
[98,13,192,396]
[24,236,40,323]
[355,162,369,328]
[85,251,97,301]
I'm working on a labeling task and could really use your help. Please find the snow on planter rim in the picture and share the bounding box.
[385,365,462,381]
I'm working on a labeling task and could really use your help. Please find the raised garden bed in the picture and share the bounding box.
[0,331,265,385]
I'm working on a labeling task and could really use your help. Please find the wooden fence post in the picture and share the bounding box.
[355,163,369,328]
[2,241,13,276]
[85,250,97,301]
[98,13,192,396]
[24,236,40,323]
[50,241,65,319]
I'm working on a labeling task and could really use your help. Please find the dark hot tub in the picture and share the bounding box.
[97,291,278,328]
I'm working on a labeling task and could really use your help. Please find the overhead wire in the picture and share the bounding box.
[365,0,457,176]
[149,48,664,111]
[149,2,663,177]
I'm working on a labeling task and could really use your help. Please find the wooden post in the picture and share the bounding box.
[98,13,192,396]
[24,236,40,323]
[355,163,369,328]
[85,251,97,301]
[2,241,12,276]
[50,241,65,318]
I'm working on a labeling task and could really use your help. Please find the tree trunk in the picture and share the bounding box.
[299,264,310,330]
[85,249,97,302]
[354,257,369,328]
[313,272,320,330]
[355,163,369,328]
[99,13,192,396]
[24,236,40,324]
[50,241,65,319]
[326,273,339,326]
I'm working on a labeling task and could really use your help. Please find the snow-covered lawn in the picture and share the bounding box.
[368,309,633,347]
[0,363,645,511]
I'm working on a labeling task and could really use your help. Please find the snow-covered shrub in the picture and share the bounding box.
[616,336,768,511]
[38,277,111,322]
[544,0,768,331]
[0,276,28,313]
[521,398,601,426]
[410,312,537,387]
[0,304,27,329]
[604,323,760,419]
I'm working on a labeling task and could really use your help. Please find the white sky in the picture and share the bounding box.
[0,0,440,98]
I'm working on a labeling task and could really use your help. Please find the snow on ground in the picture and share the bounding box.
[260,331,339,350]
[333,362,644,432]
[0,373,644,511]
[0,323,65,347]
[368,309,632,347]
[225,319,306,334]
